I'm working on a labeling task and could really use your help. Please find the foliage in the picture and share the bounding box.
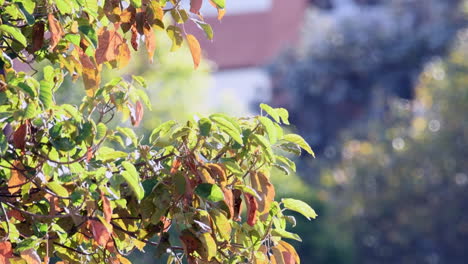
[0,1,316,263]
[267,0,465,155]
[320,34,468,263]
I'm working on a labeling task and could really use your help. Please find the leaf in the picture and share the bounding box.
[282,134,315,157]
[250,171,275,215]
[47,182,69,197]
[260,103,280,123]
[96,146,127,161]
[117,126,138,147]
[39,80,53,109]
[190,0,203,14]
[0,25,27,47]
[252,134,275,163]
[195,21,214,40]
[101,192,112,223]
[198,118,212,137]
[130,101,144,127]
[278,241,300,264]
[258,116,277,144]
[197,232,217,261]
[48,13,64,50]
[20,248,41,264]
[186,34,201,69]
[210,114,243,145]
[13,123,28,150]
[144,26,156,63]
[271,229,302,242]
[275,155,296,172]
[210,0,225,9]
[31,21,45,52]
[8,161,26,194]
[282,198,317,220]
[245,193,258,226]
[0,241,14,263]
[195,183,224,202]
[95,28,125,65]
[55,0,73,14]
[90,219,111,247]
[96,123,107,140]
[277,108,290,125]
[209,209,231,241]
[15,2,35,25]
[149,120,177,143]
[121,161,144,200]
[166,25,183,52]
[271,246,286,264]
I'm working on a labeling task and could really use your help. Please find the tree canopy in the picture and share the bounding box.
[0,1,316,263]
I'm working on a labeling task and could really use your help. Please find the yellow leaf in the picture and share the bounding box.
[20,248,41,264]
[186,34,201,69]
[278,241,300,264]
[251,171,275,215]
[218,9,226,20]
[117,255,132,264]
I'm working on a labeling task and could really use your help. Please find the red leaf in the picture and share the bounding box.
[244,193,258,226]
[190,0,203,14]
[7,209,25,221]
[233,189,243,221]
[86,146,93,162]
[48,13,64,50]
[90,220,112,247]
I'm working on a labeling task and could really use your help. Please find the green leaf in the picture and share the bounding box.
[61,104,82,122]
[198,118,212,137]
[277,108,290,125]
[282,198,318,220]
[117,126,138,147]
[275,155,296,172]
[221,159,243,175]
[18,82,36,97]
[47,182,69,197]
[64,33,81,46]
[15,2,35,25]
[132,75,147,88]
[0,132,8,155]
[96,123,107,140]
[258,116,277,144]
[282,134,315,157]
[121,161,144,201]
[130,0,142,7]
[55,0,73,14]
[39,80,53,109]
[210,114,243,145]
[195,183,224,202]
[260,103,279,123]
[23,102,38,119]
[149,120,177,143]
[195,21,213,40]
[252,134,275,162]
[0,25,27,46]
[166,25,183,52]
[96,146,127,161]
[52,137,75,152]
[271,228,302,242]
[211,0,225,9]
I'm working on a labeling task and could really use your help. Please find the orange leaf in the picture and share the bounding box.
[186,34,201,69]
[7,209,25,221]
[144,26,156,63]
[251,171,275,215]
[95,28,124,65]
[217,9,226,20]
[86,147,93,162]
[20,248,41,264]
[117,255,132,264]
[130,100,144,127]
[170,159,182,174]
[101,192,112,223]
[190,0,203,14]
[8,161,26,194]
[222,188,234,219]
[117,42,131,68]
[0,241,14,264]
[278,241,300,264]
[90,220,112,247]
[245,193,258,226]
[47,13,64,50]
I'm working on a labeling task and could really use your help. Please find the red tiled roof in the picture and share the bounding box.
[190,0,308,69]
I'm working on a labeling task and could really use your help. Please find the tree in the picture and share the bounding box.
[320,36,468,264]
[0,1,316,263]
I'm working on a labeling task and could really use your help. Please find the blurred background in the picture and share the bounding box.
[46,0,468,263]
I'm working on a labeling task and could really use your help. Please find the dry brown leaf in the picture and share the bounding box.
[90,219,112,247]
[130,100,144,127]
[222,187,234,219]
[186,34,201,69]
[233,189,243,221]
[13,122,28,150]
[31,21,45,53]
[131,25,139,51]
[8,161,26,194]
[7,209,25,222]
[271,246,286,264]
[95,28,124,65]
[48,13,64,50]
